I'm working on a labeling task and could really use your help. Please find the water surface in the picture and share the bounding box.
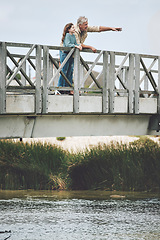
[0,190,160,240]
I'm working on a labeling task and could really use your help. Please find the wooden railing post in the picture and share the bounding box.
[35,45,42,114]
[128,53,134,113]
[42,46,49,114]
[102,51,109,113]
[73,48,80,113]
[135,54,140,114]
[109,51,115,113]
[124,67,128,97]
[0,42,6,114]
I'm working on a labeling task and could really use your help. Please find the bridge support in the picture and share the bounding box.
[0,114,159,139]
[148,114,160,132]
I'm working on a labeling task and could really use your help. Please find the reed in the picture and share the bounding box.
[69,137,160,191]
[0,137,160,191]
[0,140,70,190]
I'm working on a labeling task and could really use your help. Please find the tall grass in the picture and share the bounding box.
[69,137,160,191]
[0,137,160,191]
[0,140,71,190]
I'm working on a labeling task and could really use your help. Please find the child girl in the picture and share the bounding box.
[58,23,82,92]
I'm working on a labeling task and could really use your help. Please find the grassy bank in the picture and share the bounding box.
[0,137,160,192]
[0,140,71,190]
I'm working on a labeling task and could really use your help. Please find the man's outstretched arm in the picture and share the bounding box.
[99,26,122,32]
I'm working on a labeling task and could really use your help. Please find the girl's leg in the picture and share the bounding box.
[65,57,74,87]
[58,51,69,87]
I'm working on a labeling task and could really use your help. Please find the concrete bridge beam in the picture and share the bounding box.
[0,114,159,139]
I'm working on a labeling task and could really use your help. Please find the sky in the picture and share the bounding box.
[0,0,160,56]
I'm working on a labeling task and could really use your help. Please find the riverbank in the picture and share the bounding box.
[21,135,159,152]
[0,136,160,191]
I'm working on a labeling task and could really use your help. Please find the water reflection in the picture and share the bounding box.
[0,190,160,240]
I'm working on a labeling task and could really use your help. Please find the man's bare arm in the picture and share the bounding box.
[81,44,97,53]
[99,26,122,32]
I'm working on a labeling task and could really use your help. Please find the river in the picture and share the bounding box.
[0,190,160,240]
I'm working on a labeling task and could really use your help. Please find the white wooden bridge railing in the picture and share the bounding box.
[0,41,160,116]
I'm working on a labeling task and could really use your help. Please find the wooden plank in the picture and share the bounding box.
[124,67,129,97]
[135,54,140,114]
[4,42,159,58]
[109,51,115,113]
[0,42,6,113]
[73,48,80,113]
[47,45,101,54]
[128,54,134,113]
[140,90,156,94]
[102,51,109,113]
[10,54,36,60]
[80,88,102,92]
[49,86,72,91]
[35,45,42,114]
[42,46,49,113]
[7,86,35,90]
[6,42,34,48]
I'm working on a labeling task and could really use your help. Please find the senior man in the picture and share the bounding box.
[74,16,122,52]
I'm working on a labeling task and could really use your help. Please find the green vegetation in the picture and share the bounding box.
[0,140,71,190]
[56,137,66,141]
[69,137,160,191]
[0,137,160,192]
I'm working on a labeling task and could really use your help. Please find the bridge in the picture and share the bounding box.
[0,41,160,139]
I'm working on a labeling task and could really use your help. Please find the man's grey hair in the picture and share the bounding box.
[77,16,88,25]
